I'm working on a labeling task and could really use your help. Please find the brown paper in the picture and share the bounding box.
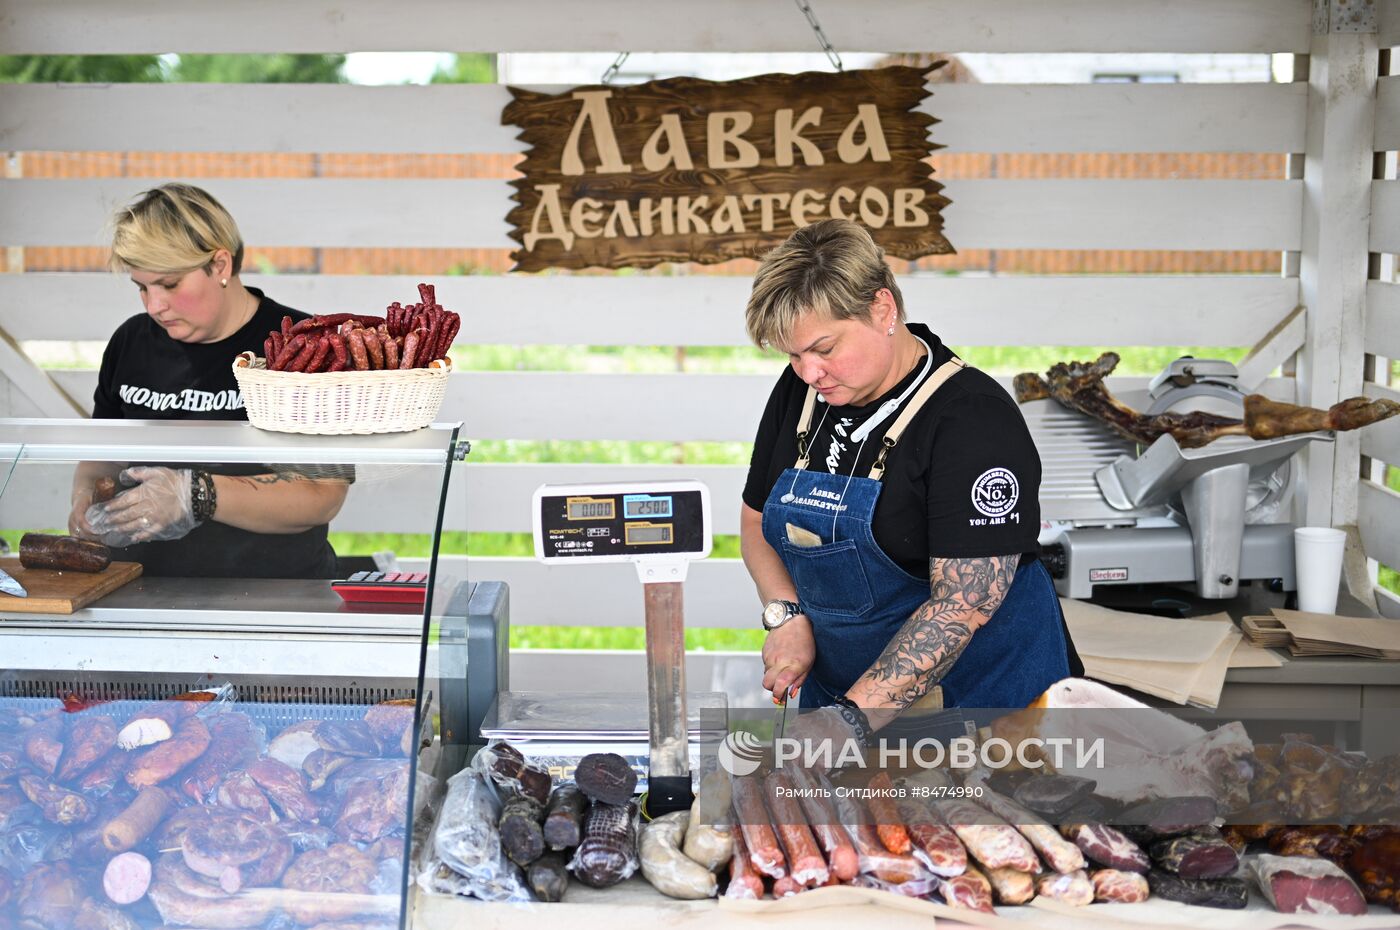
[1060,599,1235,663]
[1271,608,1400,659]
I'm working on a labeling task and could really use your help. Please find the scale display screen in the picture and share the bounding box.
[566,497,615,520]
[625,523,673,545]
[534,482,710,563]
[623,494,672,519]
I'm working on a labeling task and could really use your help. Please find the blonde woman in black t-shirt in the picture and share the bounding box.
[741,219,1081,748]
[67,183,348,578]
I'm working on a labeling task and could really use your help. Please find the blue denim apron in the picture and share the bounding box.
[761,359,1071,711]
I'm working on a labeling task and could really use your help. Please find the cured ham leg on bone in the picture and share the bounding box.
[1014,352,1400,449]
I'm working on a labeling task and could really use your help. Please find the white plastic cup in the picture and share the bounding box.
[1294,527,1347,615]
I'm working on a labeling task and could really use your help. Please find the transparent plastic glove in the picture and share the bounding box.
[85,466,197,547]
[787,706,864,772]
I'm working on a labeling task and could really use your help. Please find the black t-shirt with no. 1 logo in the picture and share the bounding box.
[742,323,1043,577]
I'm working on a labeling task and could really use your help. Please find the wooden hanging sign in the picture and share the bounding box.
[502,66,953,272]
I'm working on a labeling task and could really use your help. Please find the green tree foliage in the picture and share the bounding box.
[429,54,496,83]
[0,55,165,82]
[170,54,346,83]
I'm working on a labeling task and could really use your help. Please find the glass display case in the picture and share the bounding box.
[0,418,467,930]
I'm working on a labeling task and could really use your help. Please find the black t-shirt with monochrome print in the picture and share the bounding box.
[742,323,1042,577]
[91,287,345,579]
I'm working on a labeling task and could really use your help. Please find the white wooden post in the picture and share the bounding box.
[1296,0,1379,531]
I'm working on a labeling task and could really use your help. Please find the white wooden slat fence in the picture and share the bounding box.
[0,0,1314,55]
[2,0,1397,634]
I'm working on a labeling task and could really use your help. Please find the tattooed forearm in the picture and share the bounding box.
[849,554,1020,711]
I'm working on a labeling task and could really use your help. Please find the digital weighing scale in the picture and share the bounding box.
[528,480,713,816]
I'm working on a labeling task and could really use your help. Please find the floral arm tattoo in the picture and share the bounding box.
[850,554,1020,710]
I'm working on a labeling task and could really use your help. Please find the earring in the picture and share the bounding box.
[887,325,895,336]
[220,278,228,288]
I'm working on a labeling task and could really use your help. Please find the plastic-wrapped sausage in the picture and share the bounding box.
[499,796,545,867]
[126,717,210,789]
[682,773,732,871]
[19,534,111,573]
[731,775,786,879]
[544,785,586,850]
[724,828,764,900]
[833,791,930,884]
[762,771,828,886]
[639,810,716,899]
[788,767,858,881]
[527,852,570,903]
[866,772,911,855]
[101,787,171,852]
[568,801,639,888]
[963,780,1084,874]
[102,851,152,904]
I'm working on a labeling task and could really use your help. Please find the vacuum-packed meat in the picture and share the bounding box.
[1060,822,1149,872]
[1012,774,1096,817]
[1091,868,1150,903]
[1149,833,1239,879]
[127,717,211,789]
[1146,870,1247,909]
[762,770,827,886]
[934,799,1039,873]
[527,852,570,902]
[681,775,732,871]
[731,775,785,879]
[1036,869,1093,906]
[56,716,118,783]
[18,773,94,825]
[984,865,1036,905]
[568,801,638,888]
[939,863,994,913]
[897,800,966,878]
[724,829,763,900]
[1251,853,1366,915]
[543,785,586,850]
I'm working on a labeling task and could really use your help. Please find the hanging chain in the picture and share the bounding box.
[600,51,631,85]
[793,0,843,72]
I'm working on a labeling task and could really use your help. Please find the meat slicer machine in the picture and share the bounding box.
[1035,358,1333,600]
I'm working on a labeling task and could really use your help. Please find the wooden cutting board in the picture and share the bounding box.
[0,558,143,614]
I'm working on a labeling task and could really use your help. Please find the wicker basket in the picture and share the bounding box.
[232,354,451,435]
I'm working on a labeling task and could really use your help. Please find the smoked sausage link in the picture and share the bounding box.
[20,534,112,573]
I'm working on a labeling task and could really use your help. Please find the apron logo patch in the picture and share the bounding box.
[971,467,1019,519]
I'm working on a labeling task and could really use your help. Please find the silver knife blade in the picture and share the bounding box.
[0,566,27,597]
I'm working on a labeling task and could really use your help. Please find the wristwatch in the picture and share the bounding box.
[761,598,802,631]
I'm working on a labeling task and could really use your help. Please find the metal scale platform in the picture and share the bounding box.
[481,480,723,817]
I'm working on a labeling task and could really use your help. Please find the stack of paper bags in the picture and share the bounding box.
[1240,614,1292,649]
[1060,598,1282,709]
[1264,608,1400,659]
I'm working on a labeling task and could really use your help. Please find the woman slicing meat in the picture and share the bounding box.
[740,219,1082,744]
[66,183,348,578]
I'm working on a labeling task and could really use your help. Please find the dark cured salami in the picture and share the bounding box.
[568,801,638,888]
[574,753,636,806]
[544,785,586,850]
[1146,870,1247,909]
[19,534,112,573]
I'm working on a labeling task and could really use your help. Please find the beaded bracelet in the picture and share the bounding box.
[831,694,876,748]
[191,469,218,525]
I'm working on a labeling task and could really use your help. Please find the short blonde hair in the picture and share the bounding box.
[109,183,245,276]
[745,219,904,350]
